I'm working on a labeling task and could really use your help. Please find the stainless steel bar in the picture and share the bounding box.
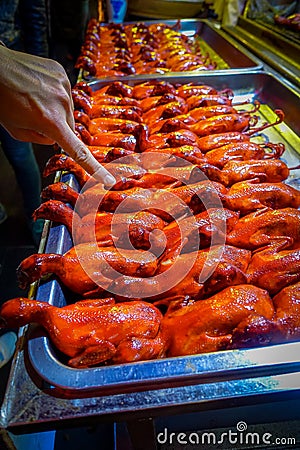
[223,17,300,88]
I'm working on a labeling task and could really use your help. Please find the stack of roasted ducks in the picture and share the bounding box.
[75,19,217,78]
[1,79,300,369]
[274,13,300,32]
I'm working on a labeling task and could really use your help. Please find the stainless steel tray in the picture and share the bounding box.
[79,19,262,80]
[23,70,300,400]
[223,16,300,88]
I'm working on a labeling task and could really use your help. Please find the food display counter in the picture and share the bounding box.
[1,14,300,450]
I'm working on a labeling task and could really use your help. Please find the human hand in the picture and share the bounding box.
[0,46,115,185]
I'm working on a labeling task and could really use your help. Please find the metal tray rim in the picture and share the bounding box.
[26,335,300,396]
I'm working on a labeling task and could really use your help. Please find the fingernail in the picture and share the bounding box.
[103,174,116,187]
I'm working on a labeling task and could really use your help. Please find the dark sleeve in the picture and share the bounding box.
[18,0,49,57]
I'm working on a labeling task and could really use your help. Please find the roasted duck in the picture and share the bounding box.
[45,177,300,222]
[34,200,166,250]
[231,281,300,348]
[247,241,300,295]
[110,245,250,301]
[225,181,300,214]
[212,158,289,186]
[44,153,147,190]
[227,208,300,249]
[160,208,239,253]
[17,244,158,296]
[75,123,138,150]
[139,93,187,113]
[161,285,275,356]
[0,298,165,367]
[139,111,267,151]
[193,125,283,154]
[187,158,290,187]
[44,153,200,191]
[74,81,137,106]
[41,180,227,219]
[273,281,300,338]
[274,13,300,32]
[143,140,284,170]
[205,142,284,168]
[74,111,143,136]
[85,146,137,164]
[131,80,177,100]
[149,102,259,134]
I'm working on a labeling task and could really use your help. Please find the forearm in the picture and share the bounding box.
[0,45,71,137]
[0,46,115,184]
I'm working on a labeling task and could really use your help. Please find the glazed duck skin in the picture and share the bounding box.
[205,142,285,169]
[88,146,137,164]
[17,244,158,296]
[185,94,232,109]
[158,243,251,274]
[273,281,300,338]
[227,208,300,250]
[44,153,203,192]
[142,129,204,151]
[217,158,289,186]
[44,154,147,190]
[131,80,177,99]
[143,101,188,124]
[110,245,250,301]
[42,182,154,217]
[160,208,239,253]
[225,181,300,214]
[42,180,227,219]
[143,145,206,166]
[89,105,142,122]
[231,281,300,349]
[139,93,187,113]
[246,242,300,295]
[34,200,166,250]
[161,285,275,356]
[0,298,165,367]
[176,84,229,98]
[196,131,251,153]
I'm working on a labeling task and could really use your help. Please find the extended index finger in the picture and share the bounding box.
[55,124,116,186]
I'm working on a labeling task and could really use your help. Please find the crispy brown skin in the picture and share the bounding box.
[0,298,166,367]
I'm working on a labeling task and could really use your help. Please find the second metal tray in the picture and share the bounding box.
[80,19,263,81]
